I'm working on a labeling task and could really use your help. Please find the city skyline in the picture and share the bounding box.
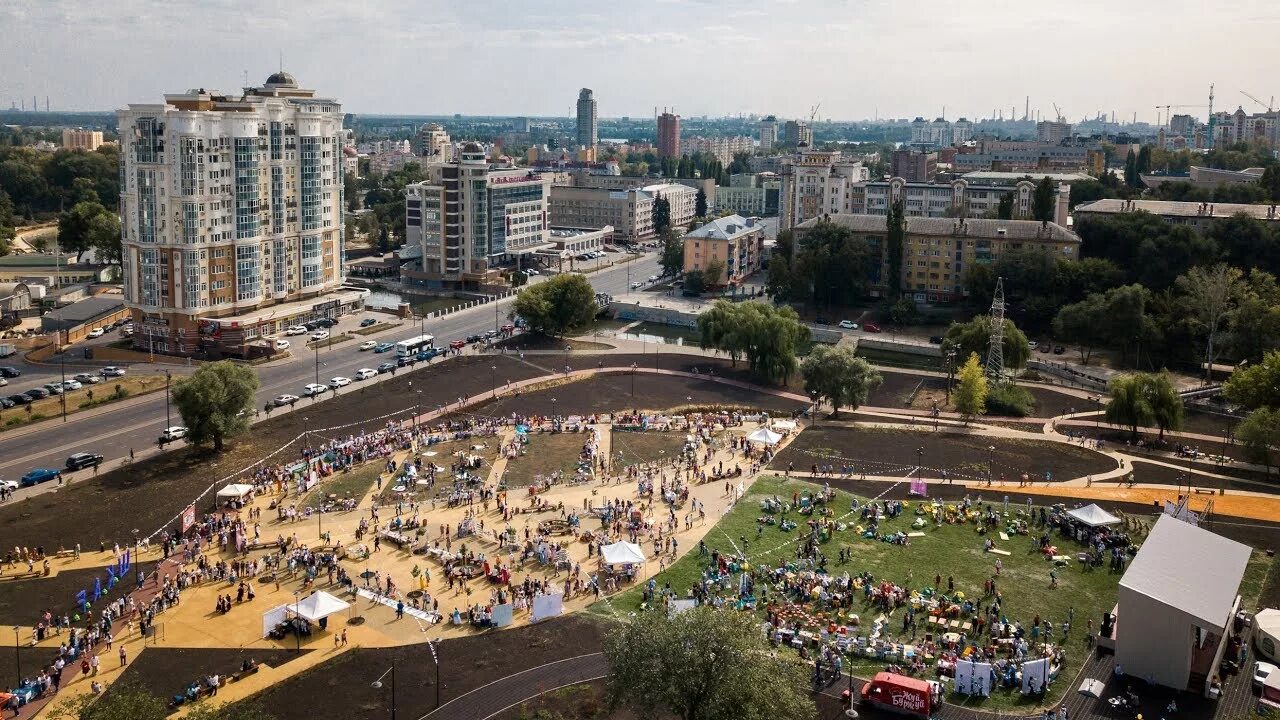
[2,0,1279,123]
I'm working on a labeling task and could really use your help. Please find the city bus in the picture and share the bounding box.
[395,335,435,358]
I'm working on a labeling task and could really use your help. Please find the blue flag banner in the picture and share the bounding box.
[76,590,86,605]
[93,577,102,602]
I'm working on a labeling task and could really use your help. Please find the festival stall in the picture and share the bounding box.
[1256,608,1280,662]
[216,483,255,507]
[1064,504,1121,528]
[600,541,646,582]
[264,590,351,641]
[747,427,783,446]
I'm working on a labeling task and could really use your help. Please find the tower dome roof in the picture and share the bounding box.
[265,71,297,88]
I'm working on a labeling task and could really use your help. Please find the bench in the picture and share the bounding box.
[0,570,43,582]
[989,549,1011,556]
[1193,487,1216,495]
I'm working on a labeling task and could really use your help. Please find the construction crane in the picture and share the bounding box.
[808,102,821,124]
[1052,103,1064,123]
[1240,90,1275,112]
[1155,104,1209,128]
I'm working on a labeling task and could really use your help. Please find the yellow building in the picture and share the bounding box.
[61,128,103,151]
[682,215,765,287]
[794,214,1080,303]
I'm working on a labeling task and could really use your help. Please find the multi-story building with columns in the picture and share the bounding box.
[117,72,361,357]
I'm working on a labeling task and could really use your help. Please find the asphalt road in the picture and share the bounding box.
[0,254,662,484]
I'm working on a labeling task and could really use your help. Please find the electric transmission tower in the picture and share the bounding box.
[985,277,1006,380]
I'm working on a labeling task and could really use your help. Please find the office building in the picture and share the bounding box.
[682,215,765,286]
[783,119,812,147]
[859,174,1074,227]
[717,173,781,217]
[117,72,360,357]
[891,150,938,182]
[778,149,869,229]
[403,144,552,288]
[953,139,1097,173]
[1139,165,1268,192]
[413,123,451,160]
[759,116,778,152]
[794,214,1081,302]
[657,111,681,158]
[549,182,696,244]
[576,88,598,148]
[1036,120,1073,144]
[1073,198,1280,234]
[61,128,103,151]
[681,135,753,165]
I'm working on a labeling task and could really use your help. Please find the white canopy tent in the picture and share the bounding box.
[289,591,351,622]
[1256,608,1280,662]
[1065,504,1121,528]
[600,541,646,565]
[216,483,255,502]
[747,427,783,446]
[770,419,798,433]
[262,604,290,638]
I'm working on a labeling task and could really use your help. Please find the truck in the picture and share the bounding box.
[860,672,943,718]
[0,343,16,358]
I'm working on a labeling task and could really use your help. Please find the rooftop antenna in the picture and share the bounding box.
[279,51,283,72]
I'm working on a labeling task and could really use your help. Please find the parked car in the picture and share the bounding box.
[814,317,830,325]
[87,327,105,339]
[310,330,330,341]
[359,340,377,351]
[61,379,83,391]
[374,342,394,353]
[838,320,858,329]
[0,367,20,378]
[274,339,291,350]
[355,368,378,380]
[466,334,483,343]
[524,268,538,276]
[274,393,300,406]
[377,362,396,374]
[415,349,438,362]
[630,281,643,289]
[302,383,328,397]
[359,318,377,328]
[1053,345,1066,355]
[483,330,499,339]
[303,321,320,331]
[6,394,31,406]
[24,387,50,400]
[1038,343,1051,353]
[328,376,351,389]
[65,452,104,471]
[20,468,62,487]
[1028,341,1039,350]
[316,318,337,328]
[647,275,659,282]
[159,426,188,442]
[449,339,466,350]
[928,336,944,344]
[74,373,102,384]
[0,397,14,409]
[41,383,63,395]
[862,322,882,333]
[0,377,6,387]
[101,366,127,377]
[0,479,16,492]
[285,326,308,336]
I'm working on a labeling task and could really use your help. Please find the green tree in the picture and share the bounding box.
[46,681,168,720]
[343,172,361,212]
[885,198,905,298]
[87,211,122,267]
[1053,293,1107,363]
[1105,372,1183,440]
[1032,175,1056,222]
[1236,407,1280,475]
[953,352,988,422]
[58,200,111,260]
[510,273,598,336]
[171,361,259,451]
[1224,350,1280,410]
[702,257,725,287]
[694,188,707,219]
[1260,165,1280,203]
[1124,149,1139,188]
[942,315,1030,371]
[683,270,705,294]
[698,300,809,384]
[653,195,671,235]
[996,191,1014,219]
[659,228,684,277]
[765,255,793,300]
[800,345,883,417]
[1228,271,1280,362]
[605,606,814,720]
[1176,263,1244,382]
[960,262,996,310]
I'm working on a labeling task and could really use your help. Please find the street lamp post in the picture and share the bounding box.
[292,591,302,654]
[945,350,956,404]
[490,365,496,398]
[314,342,320,390]
[428,638,441,708]
[987,445,995,486]
[165,370,172,430]
[371,659,398,720]
[303,416,310,450]
[59,347,67,422]
[916,446,924,478]
[630,362,637,397]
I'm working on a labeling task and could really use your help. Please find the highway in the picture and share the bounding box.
[0,253,662,484]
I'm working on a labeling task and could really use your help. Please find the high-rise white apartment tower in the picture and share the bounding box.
[116,72,360,357]
[576,88,598,148]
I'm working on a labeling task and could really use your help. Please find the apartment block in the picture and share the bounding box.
[657,112,681,158]
[682,215,765,286]
[116,72,357,357]
[778,149,869,229]
[403,144,551,288]
[549,182,695,244]
[61,128,103,151]
[681,135,753,165]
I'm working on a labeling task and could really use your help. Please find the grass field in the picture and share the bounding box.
[501,431,592,488]
[594,474,1274,712]
[299,463,385,510]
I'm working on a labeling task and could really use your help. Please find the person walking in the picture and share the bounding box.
[119,645,128,667]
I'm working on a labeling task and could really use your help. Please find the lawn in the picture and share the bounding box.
[299,463,385,510]
[0,374,167,432]
[501,431,593,488]
[610,428,691,469]
[595,474,1127,712]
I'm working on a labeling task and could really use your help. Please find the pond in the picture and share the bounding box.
[605,321,819,355]
[365,291,469,317]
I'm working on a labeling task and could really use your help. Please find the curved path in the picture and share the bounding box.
[416,652,609,720]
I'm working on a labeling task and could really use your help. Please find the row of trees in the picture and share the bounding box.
[1224,351,1280,472]
[697,300,810,385]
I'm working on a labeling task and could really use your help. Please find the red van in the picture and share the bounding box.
[860,672,943,718]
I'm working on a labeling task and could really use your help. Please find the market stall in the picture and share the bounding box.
[216,483,255,507]
[1256,608,1280,662]
[747,427,783,446]
[1064,504,1120,527]
[600,541,646,581]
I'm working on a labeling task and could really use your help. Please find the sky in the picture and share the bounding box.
[3,0,1280,123]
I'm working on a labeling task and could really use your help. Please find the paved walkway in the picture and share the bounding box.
[417,652,609,720]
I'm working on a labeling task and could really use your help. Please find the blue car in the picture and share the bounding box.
[415,348,439,362]
[374,342,395,353]
[20,468,62,487]
[360,318,377,327]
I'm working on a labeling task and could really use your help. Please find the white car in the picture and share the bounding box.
[0,378,6,387]
[101,366,127,377]
[273,393,300,406]
[74,373,102,384]
[285,326,308,336]
[524,268,538,276]
[1256,661,1278,688]
[310,330,330,341]
[647,275,659,282]
[61,380,83,391]
[43,383,64,395]
[630,281,643,290]
[0,479,16,492]
[838,320,858,330]
[87,327,105,338]
[160,426,188,441]
[302,383,328,397]
[274,339,291,350]
[358,340,377,351]
[355,368,377,381]
[328,376,351,389]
